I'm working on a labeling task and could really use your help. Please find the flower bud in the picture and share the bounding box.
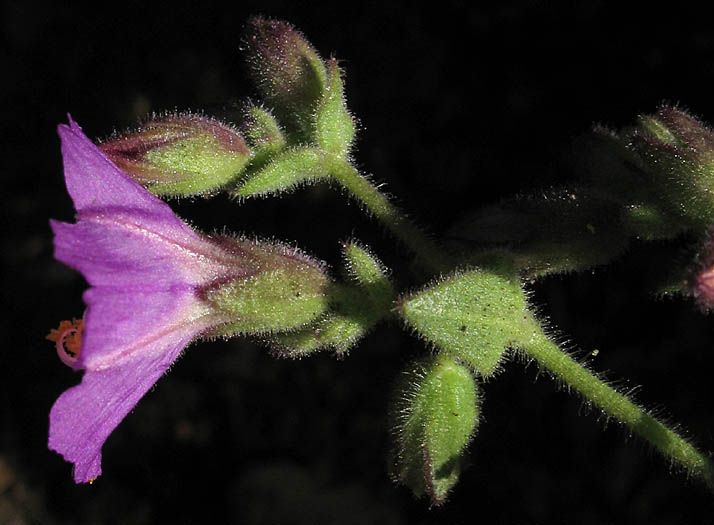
[390,355,480,505]
[628,106,714,228]
[203,237,330,335]
[243,17,328,141]
[100,114,251,197]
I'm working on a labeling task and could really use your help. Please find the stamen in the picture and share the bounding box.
[47,318,85,367]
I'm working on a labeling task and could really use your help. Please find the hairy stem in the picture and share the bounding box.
[518,316,714,489]
[324,154,451,273]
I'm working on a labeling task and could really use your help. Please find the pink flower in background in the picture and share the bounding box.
[690,228,714,311]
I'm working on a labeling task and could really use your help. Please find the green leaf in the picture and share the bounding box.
[399,253,527,377]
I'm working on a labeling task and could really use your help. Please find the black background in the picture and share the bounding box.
[3,1,714,523]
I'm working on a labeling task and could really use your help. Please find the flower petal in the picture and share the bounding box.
[80,286,215,370]
[48,326,196,484]
[50,217,215,288]
[58,117,187,230]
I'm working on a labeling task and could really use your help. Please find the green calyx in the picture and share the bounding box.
[399,252,527,377]
[208,269,328,335]
[637,114,678,145]
[145,135,251,196]
[391,355,479,505]
[622,203,687,241]
[205,242,330,335]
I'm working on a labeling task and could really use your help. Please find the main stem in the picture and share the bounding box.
[324,155,451,273]
[519,317,714,489]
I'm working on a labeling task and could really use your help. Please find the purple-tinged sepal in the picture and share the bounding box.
[100,113,251,197]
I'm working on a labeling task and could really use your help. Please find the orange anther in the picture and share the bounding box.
[47,318,84,366]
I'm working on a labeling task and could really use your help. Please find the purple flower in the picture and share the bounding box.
[48,117,329,483]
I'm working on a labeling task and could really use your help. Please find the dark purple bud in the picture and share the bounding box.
[243,17,327,138]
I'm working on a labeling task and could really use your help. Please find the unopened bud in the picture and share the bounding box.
[243,17,328,140]
[628,106,714,227]
[101,114,251,197]
[342,240,394,307]
[390,355,479,506]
